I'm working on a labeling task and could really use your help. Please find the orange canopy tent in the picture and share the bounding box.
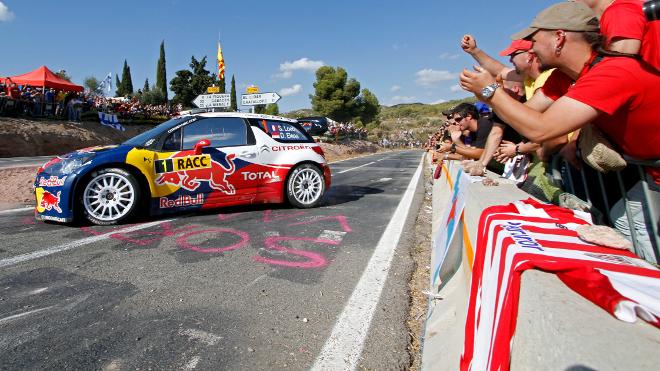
[1,66,83,92]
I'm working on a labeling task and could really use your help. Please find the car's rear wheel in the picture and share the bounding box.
[286,164,325,208]
[82,168,140,225]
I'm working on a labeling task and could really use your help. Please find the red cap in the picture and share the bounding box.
[498,39,533,56]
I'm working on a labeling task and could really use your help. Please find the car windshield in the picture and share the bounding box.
[122,116,196,147]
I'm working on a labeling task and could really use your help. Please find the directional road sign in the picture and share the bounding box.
[193,93,231,108]
[241,92,281,106]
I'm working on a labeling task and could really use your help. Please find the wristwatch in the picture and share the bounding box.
[481,83,501,99]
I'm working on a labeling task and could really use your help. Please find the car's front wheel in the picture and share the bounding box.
[81,168,140,225]
[286,164,325,208]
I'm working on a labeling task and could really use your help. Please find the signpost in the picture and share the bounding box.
[241,92,281,106]
[192,93,231,108]
[246,85,260,94]
[207,86,220,93]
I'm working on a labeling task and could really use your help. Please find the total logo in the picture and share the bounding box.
[242,171,280,181]
[159,194,205,208]
[38,175,67,187]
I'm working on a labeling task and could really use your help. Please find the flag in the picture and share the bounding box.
[96,73,112,95]
[460,198,660,371]
[217,41,225,80]
[98,112,125,131]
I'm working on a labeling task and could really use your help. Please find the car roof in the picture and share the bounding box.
[177,110,298,123]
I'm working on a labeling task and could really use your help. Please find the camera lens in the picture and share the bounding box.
[643,0,660,21]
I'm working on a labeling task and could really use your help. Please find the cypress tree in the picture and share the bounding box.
[230,75,237,111]
[121,60,134,95]
[144,78,150,92]
[156,41,168,102]
[115,74,122,96]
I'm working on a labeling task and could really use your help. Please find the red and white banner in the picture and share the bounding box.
[461,198,660,371]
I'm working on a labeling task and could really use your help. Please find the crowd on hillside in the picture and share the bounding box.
[427,1,659,263]
[327,121,368,139]
[0,82,179,122]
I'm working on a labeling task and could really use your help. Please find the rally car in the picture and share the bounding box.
[34,112,331,225]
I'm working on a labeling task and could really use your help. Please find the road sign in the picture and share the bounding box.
[241,92,281,106]
[246,85,260,94]
[193,93,231,108]
[207,86,220,93]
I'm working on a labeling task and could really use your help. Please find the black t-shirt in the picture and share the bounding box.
[491,112,523,143]
[471,117,493,148]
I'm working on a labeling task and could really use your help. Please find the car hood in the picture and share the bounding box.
[38,144,134,174]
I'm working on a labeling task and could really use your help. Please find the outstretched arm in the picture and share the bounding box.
[459,66,598,142]
[461,34,508,77]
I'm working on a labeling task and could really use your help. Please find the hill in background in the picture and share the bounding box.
[284,96,477,143]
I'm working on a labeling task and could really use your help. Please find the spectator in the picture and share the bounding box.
[575,0,659,70]
[435,103,493,161]
[459,1,660,262]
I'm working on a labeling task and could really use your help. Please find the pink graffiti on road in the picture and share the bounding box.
[253,236,340,269]
[176,228,250,253]
[81,222,195,247]
[287,215,352,233]
[77,209,354,269]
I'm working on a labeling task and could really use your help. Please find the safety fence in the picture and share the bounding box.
[549,155,659,265]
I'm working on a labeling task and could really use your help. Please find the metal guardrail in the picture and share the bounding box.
[549,155,659,264]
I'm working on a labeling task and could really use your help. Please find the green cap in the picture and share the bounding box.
[511,2,599,40]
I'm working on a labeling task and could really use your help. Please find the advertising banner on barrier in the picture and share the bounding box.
[430,167,469,290]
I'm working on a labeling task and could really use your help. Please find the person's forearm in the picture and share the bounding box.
[469,48,507,77]
[489,89,554,142]
[480,128,504,165]
[456,145,484,160]
[517,141,540,154]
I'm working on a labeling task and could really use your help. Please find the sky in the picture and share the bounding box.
[0,0,558,112]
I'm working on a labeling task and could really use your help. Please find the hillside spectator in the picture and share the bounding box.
[459,1,660,261]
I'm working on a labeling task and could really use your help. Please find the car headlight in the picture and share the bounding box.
[60,154,95,174]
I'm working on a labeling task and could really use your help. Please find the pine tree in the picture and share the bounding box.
[121,60,134,96]
[115,74,122,96]
[156,41,168,102]
[143,78,150,92]
[230,75,237,111]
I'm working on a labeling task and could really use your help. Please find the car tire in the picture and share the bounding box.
[286,164,325,208]
[81,167,141,225]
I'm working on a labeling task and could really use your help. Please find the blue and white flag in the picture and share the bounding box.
[98,112,125,131]
[96,73,113,95]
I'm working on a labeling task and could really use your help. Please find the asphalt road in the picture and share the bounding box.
[0,155,54,170]
[0,150,425,370]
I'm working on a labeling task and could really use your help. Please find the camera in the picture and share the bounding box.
[644,0,659,21]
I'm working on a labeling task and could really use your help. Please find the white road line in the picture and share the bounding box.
[0,220,171,268]
[0,306,53,325]
[336,161,376,174]
[312,154,424,371]
[0,206,33,215]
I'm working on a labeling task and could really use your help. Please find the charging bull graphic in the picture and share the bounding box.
[40,190,62,213]
[155,152,237,194]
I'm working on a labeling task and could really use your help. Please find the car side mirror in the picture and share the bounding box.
[193,139,210,155]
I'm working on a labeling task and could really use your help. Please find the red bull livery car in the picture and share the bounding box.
[34,112,331,225]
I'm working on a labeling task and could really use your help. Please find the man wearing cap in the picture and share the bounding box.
[575,0,659,70]
[460,34,573,178]
[459,1,660,261]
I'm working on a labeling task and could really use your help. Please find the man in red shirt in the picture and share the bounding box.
[576,0,659,70]
[459,2,659,262]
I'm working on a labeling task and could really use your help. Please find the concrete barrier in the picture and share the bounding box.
[422,157,660,370]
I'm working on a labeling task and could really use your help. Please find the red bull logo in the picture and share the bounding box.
[155,152,237,194]
[40,190,62,213]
